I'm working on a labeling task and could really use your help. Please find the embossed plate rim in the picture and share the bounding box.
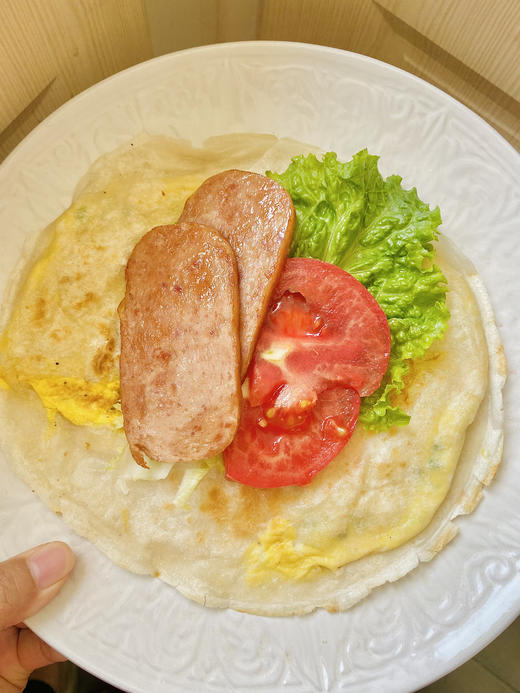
[0,41,519,693]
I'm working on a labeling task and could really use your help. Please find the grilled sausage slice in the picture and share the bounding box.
[119,223,240,467]
[179,170,295,376]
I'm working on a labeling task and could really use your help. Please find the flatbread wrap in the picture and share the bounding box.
[0,134,505,616]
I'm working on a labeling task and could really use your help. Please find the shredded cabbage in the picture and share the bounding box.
[173,455,225,509]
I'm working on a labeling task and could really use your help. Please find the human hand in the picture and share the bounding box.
[0,542,75,692]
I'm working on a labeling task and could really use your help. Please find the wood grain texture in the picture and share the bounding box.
[419,657,517,693]
[144,0,262,55]
[145,0,219,55]
[0,0,153,160]
[259,0,520,151]
[0,1,56,132]
[377,0,520,101]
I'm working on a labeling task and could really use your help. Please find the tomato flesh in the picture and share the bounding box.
[261,383,317,432]
[225,386,361,488]
[269,292,324,337]
[250,260,391,403]
[224,258,391,488]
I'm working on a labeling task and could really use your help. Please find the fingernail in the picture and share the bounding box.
[27,543,75,590]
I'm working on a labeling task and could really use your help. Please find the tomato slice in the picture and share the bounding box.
[225,386,360,488]
[224,257,390,488]
[250,258,391,403]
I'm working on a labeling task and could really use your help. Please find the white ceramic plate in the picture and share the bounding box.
[0,42,519,693]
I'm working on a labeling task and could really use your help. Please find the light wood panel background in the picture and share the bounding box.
[1,0,519,159]
[0,0,153,160]
[2,1,519,691]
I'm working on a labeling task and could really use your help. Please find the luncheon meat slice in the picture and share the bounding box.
[179,170,295,376]
[119,223,241,467]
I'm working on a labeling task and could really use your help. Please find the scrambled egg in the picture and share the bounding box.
[246,403,463,584]
[245,518,341,581]
[0,171,206,431]
[246,504,430,584]
[0,168,224,497]
[27,377,122,427]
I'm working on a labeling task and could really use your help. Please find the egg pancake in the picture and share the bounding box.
[0,134,504,615]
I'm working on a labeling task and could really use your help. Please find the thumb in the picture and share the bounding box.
[0,542,75,628]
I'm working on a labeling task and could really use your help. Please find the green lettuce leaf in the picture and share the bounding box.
[267,150,449,430]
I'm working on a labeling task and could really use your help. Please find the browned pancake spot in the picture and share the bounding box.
[200,485,229,523]
[199,482,293,538]
[33,297,46,322]
[92,337,116,375]
[73,291,98,311]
